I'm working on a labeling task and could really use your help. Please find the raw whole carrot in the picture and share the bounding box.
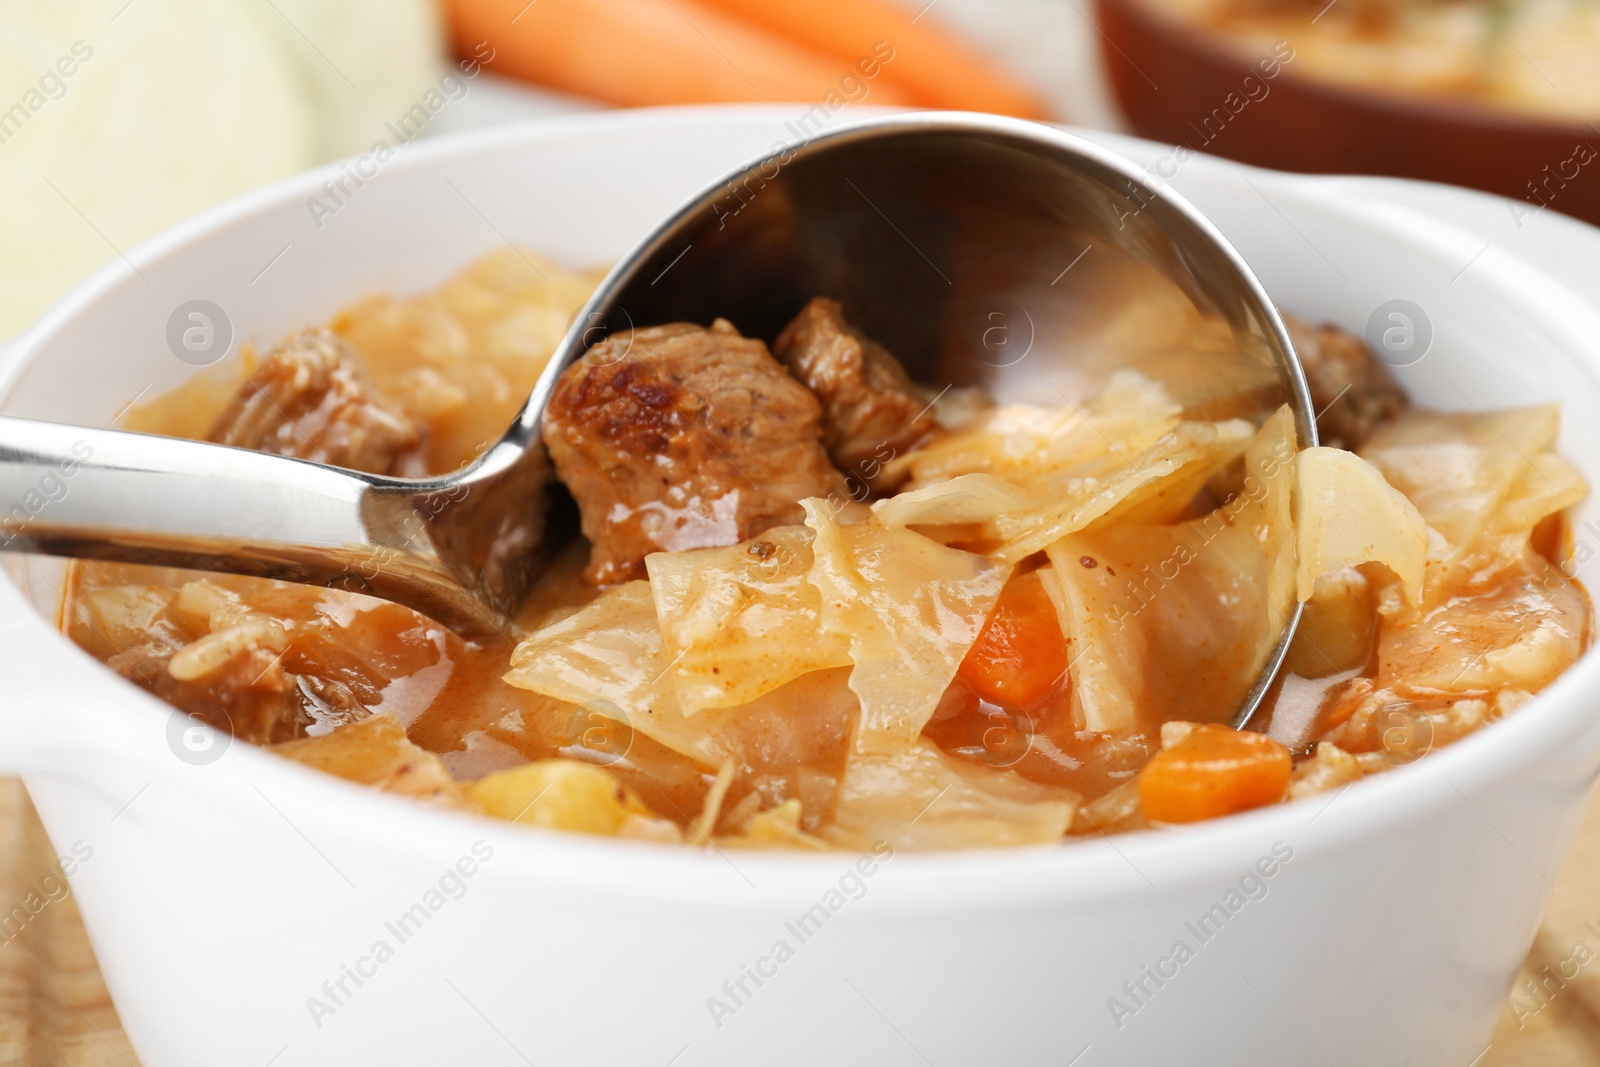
[697,0,1048,117]
[443,0,917,107]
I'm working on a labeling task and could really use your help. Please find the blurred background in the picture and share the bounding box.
[4,0,1597,342]
[1,1,1598,1063]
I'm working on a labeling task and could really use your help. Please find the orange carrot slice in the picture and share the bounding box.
[443,0,917,108]
[1139,725,1291,824]
[697,0,1049,117]
[958,570,1069,710]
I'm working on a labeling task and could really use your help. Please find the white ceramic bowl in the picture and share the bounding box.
[3,107,1599,1067]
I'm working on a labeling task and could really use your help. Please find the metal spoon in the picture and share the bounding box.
[0,113,1313,723]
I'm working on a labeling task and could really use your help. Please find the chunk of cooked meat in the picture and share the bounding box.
[209,328,421,474]
[1284,314,1409,450]
[773,297,935,488]
[543,319,844,585]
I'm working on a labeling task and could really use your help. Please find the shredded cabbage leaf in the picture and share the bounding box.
[1044,406,1298,733]
[505,582,861,778]
[1360,405,1573,596]
[988,418,1255,563]
[1295,446,1427,606]
[1356,406,1588,697]
[802,499,1009,755]
[503,581,727,765]
[870,473,1034,530]
[885,369,1182,491]
[1378,547,1588,696]
[1502,452,1586,536]
[874,413,1257,566]
[1313,403,1590,755]
[645,525,851,713]
[823,738,1075,850]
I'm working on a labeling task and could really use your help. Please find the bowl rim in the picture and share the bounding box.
[8,104,1600,907]
[1096,0,1600,138]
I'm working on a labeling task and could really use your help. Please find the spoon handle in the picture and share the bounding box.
[0,417,504,635]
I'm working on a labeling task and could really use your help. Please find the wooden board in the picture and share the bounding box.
[1486,780,1600,1065]
[0,779,136,1067]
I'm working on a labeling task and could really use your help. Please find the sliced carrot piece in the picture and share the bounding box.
[699,0,1049,117]
[1139,725,1291,824]
[443,0,917,108]
[957,570,1068,710]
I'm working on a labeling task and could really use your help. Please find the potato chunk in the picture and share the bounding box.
[470,759,662,837]
[272,714,470,809]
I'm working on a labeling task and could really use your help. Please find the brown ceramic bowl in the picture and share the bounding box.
[1096,0,1600,227]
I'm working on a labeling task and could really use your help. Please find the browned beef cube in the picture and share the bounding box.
[543,319,844,585]
[773,297,935,488]
[1284,314,1409,451]
[210,328,420,475]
